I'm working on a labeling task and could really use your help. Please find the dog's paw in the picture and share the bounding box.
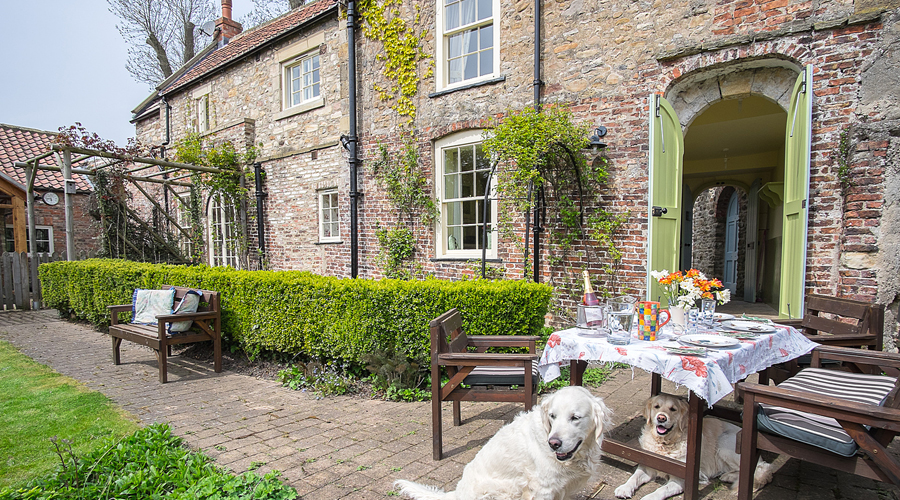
[614,484,635,498]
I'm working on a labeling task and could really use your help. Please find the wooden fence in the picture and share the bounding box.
[0,251,67,311]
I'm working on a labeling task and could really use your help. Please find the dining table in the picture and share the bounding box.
[538,318,819,500]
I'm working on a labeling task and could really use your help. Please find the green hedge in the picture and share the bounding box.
[39,259,552,365]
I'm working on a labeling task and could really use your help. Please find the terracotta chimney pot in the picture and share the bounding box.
[222,0,233,20]
[215,0,242,43]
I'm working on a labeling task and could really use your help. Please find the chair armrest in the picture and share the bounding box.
[811,345,900,369]
[779,318,803,328]
[108,304,131,313]
[468,335,539,348]
[153,311,219,323]
[438,352,539,367]
[737,381,900,431]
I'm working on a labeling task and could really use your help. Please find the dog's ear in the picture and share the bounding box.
[675,397,689,433]
[591,396,613,443]
[540,393,554,434]
[643,397,655,425]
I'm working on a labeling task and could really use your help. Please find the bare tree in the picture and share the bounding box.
[110,0,217,87]
[240,0,306,29]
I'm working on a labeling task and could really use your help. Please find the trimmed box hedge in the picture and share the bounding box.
[39,259,552,365]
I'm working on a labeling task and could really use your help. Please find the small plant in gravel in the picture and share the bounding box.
[0,423,297,500]
[277,361,356,397]
[361,349,430,402]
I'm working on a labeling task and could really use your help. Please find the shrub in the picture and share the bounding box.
[39,259,552,367]
[0,424,296,500]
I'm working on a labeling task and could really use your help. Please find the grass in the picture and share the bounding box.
[0,340,140,488]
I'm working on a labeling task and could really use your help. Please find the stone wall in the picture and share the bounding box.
[132,0,900,337]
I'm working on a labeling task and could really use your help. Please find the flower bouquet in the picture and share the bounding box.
[650,269,731,310]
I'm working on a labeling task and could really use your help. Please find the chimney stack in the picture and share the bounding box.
[215,0,242,45]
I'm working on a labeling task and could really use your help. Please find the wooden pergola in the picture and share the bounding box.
[15,143,233,288]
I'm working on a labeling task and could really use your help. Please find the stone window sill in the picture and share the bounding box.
[428,76,506,98]
[315,240,343,245]
[275,97,325,121]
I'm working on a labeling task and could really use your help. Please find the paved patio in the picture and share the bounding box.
[1,309,897,499]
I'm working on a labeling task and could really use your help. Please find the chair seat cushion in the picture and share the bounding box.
[758,368,896,457]
[464,364,540,386]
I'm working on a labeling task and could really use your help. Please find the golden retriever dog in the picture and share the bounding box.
[614,394,772,500]
[395,386,613,500]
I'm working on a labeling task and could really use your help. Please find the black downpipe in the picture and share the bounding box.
[347,0,360,278]
[162,95,171,146]
[254,162,267,264]
[531,0,543,283]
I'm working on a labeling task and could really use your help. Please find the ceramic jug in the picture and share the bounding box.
[635,301,671,341]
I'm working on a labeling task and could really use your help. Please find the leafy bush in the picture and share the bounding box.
[277,361,356,397]
[362,349,429,402]
[0,424,296,500]
[39,259,552,367]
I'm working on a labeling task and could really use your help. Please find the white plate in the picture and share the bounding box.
[721,320,776,333]
[713,313,735,321]
[679,334,740,348]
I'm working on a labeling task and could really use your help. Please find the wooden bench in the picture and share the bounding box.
[108,285,222,383]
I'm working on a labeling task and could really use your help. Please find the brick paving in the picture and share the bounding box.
[1,309,897,500]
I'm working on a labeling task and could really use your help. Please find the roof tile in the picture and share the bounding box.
[0,124,93,193]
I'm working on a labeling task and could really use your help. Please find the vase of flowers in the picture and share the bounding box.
[650,268,731,313]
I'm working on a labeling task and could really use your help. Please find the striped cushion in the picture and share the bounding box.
[758,368,896,457]
[464,364,540,386]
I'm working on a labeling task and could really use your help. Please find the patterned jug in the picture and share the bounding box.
[635,301,671,341]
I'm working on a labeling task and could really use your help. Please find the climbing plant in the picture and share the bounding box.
[173,133,258,268]
[370,139,437,279]
[836,124,854,195]
[357,0,432,120]
[482,105,628,295]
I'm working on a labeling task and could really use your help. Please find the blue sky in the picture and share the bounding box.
[0,1,251,146]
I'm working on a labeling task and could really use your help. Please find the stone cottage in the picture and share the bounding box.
[131,0,900,343]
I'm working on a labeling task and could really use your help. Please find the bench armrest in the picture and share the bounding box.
[811,345,900,369]
[108,304,131,313]
[438,352,539,367]
[153,311,219,323]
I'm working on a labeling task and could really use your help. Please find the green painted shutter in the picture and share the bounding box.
[779,65,812,319]
[647,94,684,303]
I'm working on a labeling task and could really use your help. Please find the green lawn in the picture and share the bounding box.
[0,340,140,488]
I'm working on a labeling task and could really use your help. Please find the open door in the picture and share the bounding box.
[779,65,812,319]
[724,194,739,294]
[680,184,693,272]
[743,179,760,303]
[647,94,684,303]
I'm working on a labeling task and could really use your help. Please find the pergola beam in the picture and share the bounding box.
[51,144,223,174]
[15,162,193,187]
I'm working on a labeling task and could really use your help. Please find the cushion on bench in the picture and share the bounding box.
[464,363,540,386]
[757,367,896,457]
[169,289,202,333]
[132,288,175,325]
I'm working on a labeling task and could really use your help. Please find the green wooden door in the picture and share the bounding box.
[647,94,684,303]
[779,65,813,319]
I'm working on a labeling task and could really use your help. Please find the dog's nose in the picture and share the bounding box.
[657,414,667,423]
[548,437,562,450]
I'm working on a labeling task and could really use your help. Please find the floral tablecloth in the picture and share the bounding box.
[538,324,818,405]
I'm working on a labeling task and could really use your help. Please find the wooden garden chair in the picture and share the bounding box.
[430,308,540,460]
[737,345,900,500]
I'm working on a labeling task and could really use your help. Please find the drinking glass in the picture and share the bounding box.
[607,299,634,345]
[686,308,700,335]
[700,298,716,328]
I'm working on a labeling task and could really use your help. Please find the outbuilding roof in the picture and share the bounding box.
[0,124,93,193]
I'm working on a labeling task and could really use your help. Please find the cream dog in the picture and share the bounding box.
[614,394,772,500]
[396,386,613,500]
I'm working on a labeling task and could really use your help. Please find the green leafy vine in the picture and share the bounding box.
[836,125,854,195]
[357,0,432,120]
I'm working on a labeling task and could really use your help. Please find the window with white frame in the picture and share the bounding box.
[208,194,239,268]
[197,94,210,133]
[6,226,53,254]
[285,52,320,109]
[436,0,499,90]
[176,194,194,258]
[435,130,496,258]
[318,188,340,242]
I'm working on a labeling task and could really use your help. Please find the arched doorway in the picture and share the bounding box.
[647,61,812,318]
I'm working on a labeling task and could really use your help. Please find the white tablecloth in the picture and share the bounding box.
[538,324,818,405]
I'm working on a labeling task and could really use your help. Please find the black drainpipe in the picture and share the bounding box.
[347,0,360,278]
[162,95,171,146]
[532,0,543,283]
[254,162,267,264]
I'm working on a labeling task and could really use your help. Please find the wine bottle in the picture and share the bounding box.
[582,270,600,306]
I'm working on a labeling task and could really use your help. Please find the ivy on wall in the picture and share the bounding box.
[357,0,432,120]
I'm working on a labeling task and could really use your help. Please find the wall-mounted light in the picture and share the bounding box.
[588,126,608,150]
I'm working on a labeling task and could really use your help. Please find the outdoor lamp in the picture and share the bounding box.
[589,126,608,150]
